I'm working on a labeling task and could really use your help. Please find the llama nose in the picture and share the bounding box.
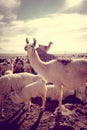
[24,46,27,50]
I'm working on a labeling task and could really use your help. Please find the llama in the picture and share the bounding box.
[39,42,53,53]
[10,82,74,113]
[0,60,13,76]
[24,37,87,113]
[46,84,75,100]
[76,83,87,103]
[10,79,47,112]
[13,57,24,73]
[0,72,43,117]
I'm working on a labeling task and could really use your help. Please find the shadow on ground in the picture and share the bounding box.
[0,105,27,130]
[30,110,43,130]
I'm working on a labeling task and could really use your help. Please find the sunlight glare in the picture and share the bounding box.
[66,0,83,7]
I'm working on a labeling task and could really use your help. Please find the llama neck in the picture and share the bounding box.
[48,43,51,48]
[27,49,47,75]
[16,94,23,103]
[48,44,50,48]
[47,43,51,51]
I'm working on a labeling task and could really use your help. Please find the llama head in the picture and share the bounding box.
[49,42,53,45]
[24,38,37,53]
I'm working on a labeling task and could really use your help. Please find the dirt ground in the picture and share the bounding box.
[0,95,87,130]
[0,53,87,130]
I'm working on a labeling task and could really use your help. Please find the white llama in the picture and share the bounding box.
[10,79,47,112]
[24,37,87,112]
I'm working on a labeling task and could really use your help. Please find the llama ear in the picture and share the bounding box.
[33,38,36,47]
[26,38,29,44]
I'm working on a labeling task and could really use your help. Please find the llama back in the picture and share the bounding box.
[21,79,46,99]
[10,72,38,91]
[73,59,87,73]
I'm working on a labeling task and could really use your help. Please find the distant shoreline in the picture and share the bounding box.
[0,52,87,55]
[0,52,87,57]
[0,53,26,57]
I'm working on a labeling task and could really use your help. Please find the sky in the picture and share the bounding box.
[0,0,87,54]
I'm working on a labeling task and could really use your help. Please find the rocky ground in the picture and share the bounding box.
[0,95,87,130]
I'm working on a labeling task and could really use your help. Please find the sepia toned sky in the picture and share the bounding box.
[0,0,87,54]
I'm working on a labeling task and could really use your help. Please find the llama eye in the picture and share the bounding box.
[31,45,34,48]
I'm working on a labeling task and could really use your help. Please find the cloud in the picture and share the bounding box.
[0,0,21,23]
[0,37,9,43]
[63,0,87,14]
[0,0,20,9]
[0,14,4,20]
[0,0,87,54]
[16,0,66,20]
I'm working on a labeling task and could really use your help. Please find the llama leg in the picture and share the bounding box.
[24,100,29,110]
[1,109,5,117]
[0,102,2,117]
[28,100,31,113]
[41,95,46,111]
[0,101,5,118]
[25,99,31,112]
[81,84,87,103]
[58,85,63,112]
